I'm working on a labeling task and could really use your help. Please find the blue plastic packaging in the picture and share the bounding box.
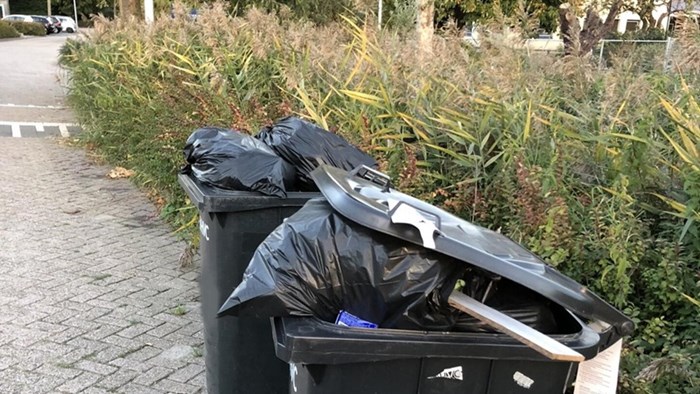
[335,311,378,329]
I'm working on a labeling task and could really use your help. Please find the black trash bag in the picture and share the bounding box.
[256,117,378,191]
[219,198,464,330]
[182,127,295,198]
[454,270,559,334]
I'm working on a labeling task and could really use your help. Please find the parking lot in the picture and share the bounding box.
[0,32,79,130]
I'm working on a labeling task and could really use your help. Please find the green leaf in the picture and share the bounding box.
[681,293,700,308]
[339,89,383,106]
[523,99,532,142]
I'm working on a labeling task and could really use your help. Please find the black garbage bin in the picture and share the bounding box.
[178,174,320,394]
[266,164,633,394]
[274,311,601,394]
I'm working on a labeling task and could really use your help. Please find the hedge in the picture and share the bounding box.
[8,21,47,36]
[0,20,20,38]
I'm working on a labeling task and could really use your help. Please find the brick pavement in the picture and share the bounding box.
[0,138,205,393]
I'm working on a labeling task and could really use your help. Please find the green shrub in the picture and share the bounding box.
[61,4,700,392]
[0,21,20,38]
[58,38,84,67]
[9,21,47,36]
[599,28,669,71]
[606,27,667,40]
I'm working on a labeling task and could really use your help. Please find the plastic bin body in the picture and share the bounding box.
[178,174,319,394]
[290,359,572,394]
[274,310,600,394]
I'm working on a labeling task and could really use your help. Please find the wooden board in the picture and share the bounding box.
[448,291,585,362]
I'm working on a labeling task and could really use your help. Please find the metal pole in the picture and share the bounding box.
[664,37,673,72]
[73,0,78,31]
[378,0,383,30]
[144,0,154,23]
[47,0,51,15]
[598,40,605,69]
[665,0,673,37]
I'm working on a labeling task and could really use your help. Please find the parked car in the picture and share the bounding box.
[30,15,53,34]
[2,14,52,35]
[48,16,62,33]
[2,14,33,23]
[35,15,61,33]
[55,15,77,33]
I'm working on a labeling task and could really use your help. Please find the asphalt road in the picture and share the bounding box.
[0,33,78,123]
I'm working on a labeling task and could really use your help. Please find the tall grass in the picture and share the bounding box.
[60,3,700,391]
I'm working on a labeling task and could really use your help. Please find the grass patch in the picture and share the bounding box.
[81,351,99,361]
[117,344,148,359]
[91,273,112,281]
[169,305,188,316]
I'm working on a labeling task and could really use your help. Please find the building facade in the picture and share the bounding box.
[0,0,9,18]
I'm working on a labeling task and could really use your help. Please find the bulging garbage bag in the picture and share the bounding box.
[182,127,295,198]
[219,198,463,330]
[256,117,378,190]
[454,269,559,334]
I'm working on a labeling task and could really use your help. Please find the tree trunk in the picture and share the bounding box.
[559,0,624,56]
[559,3,581,56]
[636,0,662,30]
[416,0,434,57]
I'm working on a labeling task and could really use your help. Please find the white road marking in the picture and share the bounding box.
[0,103,68,109]
[0,121,80,138]
[58,124,69,137]
[0,121,78,128]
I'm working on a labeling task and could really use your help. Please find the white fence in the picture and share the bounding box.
[523,38,676,71]
[596,39,675,70]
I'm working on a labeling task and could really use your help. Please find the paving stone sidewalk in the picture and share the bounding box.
[0,138,205,393]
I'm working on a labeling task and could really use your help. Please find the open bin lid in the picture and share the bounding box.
[310,165,634,342]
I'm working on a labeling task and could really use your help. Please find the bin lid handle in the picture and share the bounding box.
[388,199,441,249]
